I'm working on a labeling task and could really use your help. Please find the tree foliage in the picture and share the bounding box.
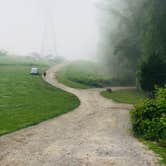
[139,53,166,92]
[99,0,166,90]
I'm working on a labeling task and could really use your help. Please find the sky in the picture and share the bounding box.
[0,0,100,59]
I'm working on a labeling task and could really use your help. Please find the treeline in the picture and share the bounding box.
[0,50,8,56]
[99,0,166,92]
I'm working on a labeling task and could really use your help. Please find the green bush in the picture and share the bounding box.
[130,85,166,142]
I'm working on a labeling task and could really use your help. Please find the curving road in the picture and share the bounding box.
[0,64,159,166]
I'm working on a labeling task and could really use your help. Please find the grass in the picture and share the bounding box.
[100,89,146,104]
[141,140,166,165]
[0,57,80,136]
[56,60,112,89]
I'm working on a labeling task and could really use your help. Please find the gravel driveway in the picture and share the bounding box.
[0,64,159,166]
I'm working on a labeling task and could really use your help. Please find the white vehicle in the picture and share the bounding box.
[30,67,39,75]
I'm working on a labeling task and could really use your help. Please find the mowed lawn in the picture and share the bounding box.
[0,64,80,136]
[101,89,146,104]
[57,61,112,89]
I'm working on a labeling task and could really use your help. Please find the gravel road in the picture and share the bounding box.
[0,64,159,166]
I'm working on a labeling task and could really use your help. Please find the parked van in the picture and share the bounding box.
[30,68,39,75]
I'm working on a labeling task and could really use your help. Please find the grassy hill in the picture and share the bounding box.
[57,61,112,89]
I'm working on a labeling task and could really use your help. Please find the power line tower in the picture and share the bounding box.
[40,3,58,58]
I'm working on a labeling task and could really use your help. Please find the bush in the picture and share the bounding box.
[130,85,166,142]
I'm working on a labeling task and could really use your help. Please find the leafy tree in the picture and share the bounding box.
[98,0,166,89]
[98,0,148,84]
[139,53,166,92]
[142,0,166,61]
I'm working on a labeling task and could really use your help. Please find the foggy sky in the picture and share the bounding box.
[0,0,100,59]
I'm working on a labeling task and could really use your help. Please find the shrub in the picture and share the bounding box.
[130,85,166,142]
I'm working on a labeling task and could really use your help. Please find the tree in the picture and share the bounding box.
[139,53,166,92]
[142,0,166,62]
[98,0,148,84]
[98,0,166,88]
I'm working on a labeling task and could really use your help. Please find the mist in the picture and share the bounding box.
[97,0,166,87]
[0,0,100,59]
[0,1,166,162]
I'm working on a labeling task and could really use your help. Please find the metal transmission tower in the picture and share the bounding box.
[40,2,58,58]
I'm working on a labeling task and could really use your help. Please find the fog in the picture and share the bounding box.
[0,0,100,59]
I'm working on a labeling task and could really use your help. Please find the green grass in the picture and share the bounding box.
[0,58,80,136]
[56,61,112,89]
[101,89,146,104]
[141,140,166,165]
